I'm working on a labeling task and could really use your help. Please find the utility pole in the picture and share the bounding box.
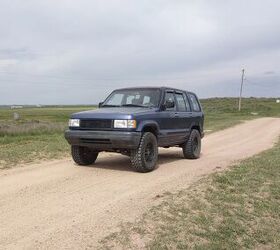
[238,68,245,111]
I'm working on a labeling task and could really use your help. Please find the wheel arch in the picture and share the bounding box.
[137,121,159,138]
[190,124,202,135]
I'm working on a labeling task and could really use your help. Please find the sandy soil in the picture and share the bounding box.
[0,117,279,249]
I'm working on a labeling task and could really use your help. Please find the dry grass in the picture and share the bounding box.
[100,141,280,249]
[0,120,66,136]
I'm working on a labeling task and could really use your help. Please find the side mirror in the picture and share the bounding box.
[165,98,175,109]
[98,102,103,108]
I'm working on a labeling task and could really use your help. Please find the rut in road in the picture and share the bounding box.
[0,117,279,249]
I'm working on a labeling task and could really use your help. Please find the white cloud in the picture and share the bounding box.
[0,0,279,104]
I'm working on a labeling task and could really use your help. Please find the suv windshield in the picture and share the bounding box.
[102,89,161,107]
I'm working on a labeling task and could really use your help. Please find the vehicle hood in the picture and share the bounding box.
[71,107,158,119]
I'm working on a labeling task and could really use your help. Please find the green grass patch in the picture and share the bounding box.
[201,98,280,132]
[0,133,69,169]
[0,106,95,167]
[201,97,280,116]
[99,140,280,249]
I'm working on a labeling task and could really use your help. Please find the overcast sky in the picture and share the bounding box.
[0,0,280,104]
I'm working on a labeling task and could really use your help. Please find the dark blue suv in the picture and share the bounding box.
[65,87,204,172]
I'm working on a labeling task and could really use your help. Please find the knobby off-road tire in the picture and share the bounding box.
[182,129,201,159]
[130,132,158,173]
[71,145,99,165]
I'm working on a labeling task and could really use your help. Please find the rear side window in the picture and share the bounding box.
[175,93,187,112]
[188,94,201,112]
[183,93,191,112]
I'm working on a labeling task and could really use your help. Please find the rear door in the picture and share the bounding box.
[174,92,193,141]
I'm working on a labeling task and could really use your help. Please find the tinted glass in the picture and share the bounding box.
[164,92,176,111]
[103,89,161,107]
[175,93,187,111]
[189,94,201,112]
[106,93,124,106]
[183,93,191,111]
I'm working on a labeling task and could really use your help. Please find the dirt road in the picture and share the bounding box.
[0,117,279,249]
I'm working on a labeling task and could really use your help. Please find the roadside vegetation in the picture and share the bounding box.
[201,97,280,132]
[100,140,280,249]
[0,106,93,168]
[0,98,279,168]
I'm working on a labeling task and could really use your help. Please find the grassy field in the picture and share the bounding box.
[0,98,279,168]
[200,97,280,132]
[0,106,94,168]
[100,140,280,249]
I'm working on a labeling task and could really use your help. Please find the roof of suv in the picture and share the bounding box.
[114,86,194,94]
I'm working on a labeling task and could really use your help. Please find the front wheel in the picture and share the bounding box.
[130,132,158,173]
[71,145,99,165]
[182,129,201,159]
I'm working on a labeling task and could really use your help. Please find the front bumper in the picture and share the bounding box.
[64,130,141,150]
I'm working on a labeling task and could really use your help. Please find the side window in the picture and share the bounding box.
[175,93,187,112]
[164,92,176,111]
[188,94,201,112]
[183,93,191,112]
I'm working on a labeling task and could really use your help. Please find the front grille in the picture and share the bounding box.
[80,119,112,129]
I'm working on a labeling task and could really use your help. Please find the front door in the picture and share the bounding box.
[158,91,181,146]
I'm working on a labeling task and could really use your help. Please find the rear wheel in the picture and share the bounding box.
[130,132,158,173]
[71,145,99,165]
[182,129,201,159]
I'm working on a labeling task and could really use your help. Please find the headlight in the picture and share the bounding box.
[69,119,80,127]
[114,119,136,128]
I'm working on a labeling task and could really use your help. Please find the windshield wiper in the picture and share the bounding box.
[121,104,145,107]
[101,104,120,107]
